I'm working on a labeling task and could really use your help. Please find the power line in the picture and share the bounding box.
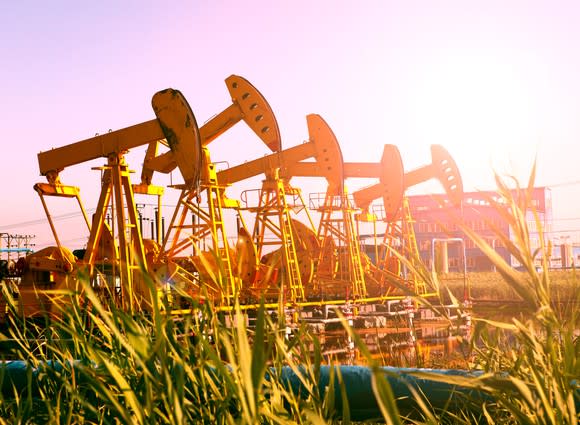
[1,212,85,230]
[0,202,180,232]
[544,229,580,233]
[546,179,580,188]
[0,209,97,231]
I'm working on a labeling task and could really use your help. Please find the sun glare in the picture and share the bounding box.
[408,54,540,178]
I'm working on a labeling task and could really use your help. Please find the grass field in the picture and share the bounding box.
[441,269,579,303]
[0,172,577,423]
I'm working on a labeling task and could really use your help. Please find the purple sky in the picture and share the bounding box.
[2,1,580,248]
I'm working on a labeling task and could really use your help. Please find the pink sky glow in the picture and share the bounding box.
[1,1,580,248]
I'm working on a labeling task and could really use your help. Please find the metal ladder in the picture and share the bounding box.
[274,181,304,303]
[317,191,366,298]
[342,196,366,297]
[205,184,237,303]
[401,197,427,295]
[165,183,238,306]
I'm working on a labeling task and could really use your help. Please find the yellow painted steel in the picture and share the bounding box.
[218,114,356,302]
[251,187,317,303]
[289,218,318,288]
[352,145,463,214]
[36,87,201,188]
[81,154,150,312]
[234,226,259,288]
[279,116,368,300]
[368,199,437,301]
[314,190,366,299]
[351,145,463,300]
[217,141,317,184]
[216,116,421,303]
[37,119,165,180]
[16,246,78,319]
[163,157,240,305]
[401,198,427,296]
[350,144,405,222]
[218,114,341,187]
[33,182,91,253]
[403,145,463,205]
[28,87,201,316]
[22,73,464,319]
[285,142,460,301]
[169,290,440,315]
[144,75,281,178]
[251,177,305,303]
[204,75,281,151]
[152,89,202,186]
[286,140,407,301]
[146,76,282,307]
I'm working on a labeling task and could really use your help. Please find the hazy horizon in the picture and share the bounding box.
[1,1,579,249]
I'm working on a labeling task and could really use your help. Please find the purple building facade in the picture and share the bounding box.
[407,187,553,272]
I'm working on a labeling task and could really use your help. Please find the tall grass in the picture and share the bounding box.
[335,168,580,423]
[457,171,580,424]
[0,274,370,424]
[0,269,468,423]
[0,168,578,423]
[398,169,580,424]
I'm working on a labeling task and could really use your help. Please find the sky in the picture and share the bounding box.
[1,0,580,249]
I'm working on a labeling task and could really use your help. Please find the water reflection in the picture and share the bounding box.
[311,312,472,368]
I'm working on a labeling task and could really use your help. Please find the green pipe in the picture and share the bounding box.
[277,365,490,420]
[1,361,578,421]
[278,366,580,420]
[0,360,74,398]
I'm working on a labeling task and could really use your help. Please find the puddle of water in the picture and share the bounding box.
[312,316,473,368]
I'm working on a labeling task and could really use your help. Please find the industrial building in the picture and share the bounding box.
[408,187,553,272]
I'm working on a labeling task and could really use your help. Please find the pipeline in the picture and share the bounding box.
[277,365,490,420]
[280,365,579,420]
[1,361,578,420]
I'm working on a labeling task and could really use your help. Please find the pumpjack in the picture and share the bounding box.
[3,73,464,321]
[9,75,280,318]
[261,123,462,304]
[218,118,464,306]
[352,144,463,297]
[278,123,406,301]
[142,75,281,307]
[217,114,343,305]
[13,88,202,317]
